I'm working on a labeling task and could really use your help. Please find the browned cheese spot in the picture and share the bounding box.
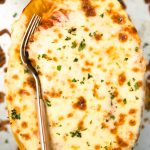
[84,27,89,32]
[73,96,87,111]
[85,60,94,66]
[18,89,30,96]
[81,0,96,17]
[20,133,31,140]
[67,113,73,118]
[114,114,126,126]
[116,136,129,147]
[78,120,84,130]
[0,92,5,103]
[111,13,126,24]
[7,95,13,102]
[112,148,122,150]
[129,120,136,126]
[21,122,28,128]
[132,67,140,72]
[37,148,41,150]
[58,33,63,38]
[137,81,143,88]
[82,67,91,72]
[118,72,126,86]
[94,33,103,41]
[12,75,19,79]
[95,145,100,150]
[129,109,137,115]
[93,84,100,99]
[118,33,128,42]
[0,120,9,131]
[0,46,6,67]
[45,88,62,98]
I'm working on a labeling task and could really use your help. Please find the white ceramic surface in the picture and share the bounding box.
[0,0,149,149]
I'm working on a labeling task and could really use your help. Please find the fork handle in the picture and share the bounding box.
[37,98,51,150]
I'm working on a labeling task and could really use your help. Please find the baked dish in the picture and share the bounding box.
[5,0,146,149]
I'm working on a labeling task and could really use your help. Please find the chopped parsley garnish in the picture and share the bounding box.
[109,92,115,99]
[69,66,72,70]
[72,78,78,82]
[5,139,8,143]
[57,65,62,71]
[68,27,77,34]
[24,68,29,74]
[127,81,131,86]
[101,80,104,82]
[73,58,78,62]
[70,130,82,138]
[11,109,20,120]
[135,96,139,100]
[71,41,77,48]
[123,98,127,104]
[80,77,86,84]
[65,37,71,40]
[135,47,139,52]
[89,33,93,37]
[86,142,90,146]
[134,82,139,91]
[45,99,51,107]
[100,13,104,18]
[143,43,149,48]
[124,58,128,61]
[57,47,61,51]
[42,54,47,58]
[110,115,115,120]
[78,39,86,51]
[88,73,93,79]
[56,133,60,135]
[13,13,17,18]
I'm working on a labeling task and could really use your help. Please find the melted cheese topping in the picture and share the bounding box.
[5,0,146,150]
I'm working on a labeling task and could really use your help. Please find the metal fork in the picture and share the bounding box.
[20,14,51,150]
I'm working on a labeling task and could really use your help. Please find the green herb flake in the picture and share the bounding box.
[4,139,8,143]
[101,80,104,82]
[110,115,115,120]
[127,81,131,86]
[88,73,93,79]
[24,68,29,74]
[124,58,128,61]
[65,37,71,41]
[73,58,78,62]
[86,141,90,146]
[56,133,60,135]
[42,54,47,58]
[70,130,82,138]
[68,27,77,34]
[78,39,86,51]
[143,43,149,48]
[13,13,17,18]
[72,78,78,82]
[57,65,62,71]
[57,47,61,51]
[45,99,51,107]
[71,41,77,48]
[135,47,139,52]
[134,82,139,91]
[135,96,139,100]
[123,98,127,104]
[69,66,72,70]
[89,33,93,37]
[11,109,20,120]
[100,13,104,18]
